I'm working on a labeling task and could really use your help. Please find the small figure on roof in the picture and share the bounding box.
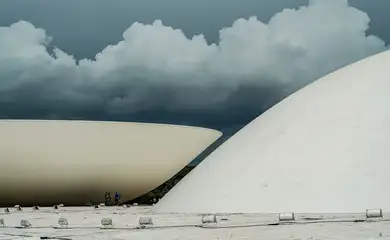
[114,192,120,205]
[107,192,112,206]
[104,192,110,206]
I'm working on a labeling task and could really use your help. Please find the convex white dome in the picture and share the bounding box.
[155,50,390,214]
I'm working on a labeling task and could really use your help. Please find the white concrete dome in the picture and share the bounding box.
[0,120,221,206]
[155,50,390,214]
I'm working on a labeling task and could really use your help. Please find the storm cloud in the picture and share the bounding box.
[0,0,387,135]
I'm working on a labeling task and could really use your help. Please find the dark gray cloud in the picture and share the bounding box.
[350,0,390,44]
[1,0,389,59]
[0,0,311,59]
[0,0,388,144]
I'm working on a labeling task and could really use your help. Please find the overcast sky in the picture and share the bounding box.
[0,0,389,155]
[1,0,390,58]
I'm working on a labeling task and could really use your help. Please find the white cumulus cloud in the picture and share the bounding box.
[0,0,387,121]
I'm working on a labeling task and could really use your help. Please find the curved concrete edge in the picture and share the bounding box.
[0,120,222,206]
[154,50,390,214]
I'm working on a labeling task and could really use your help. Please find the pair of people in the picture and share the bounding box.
[104,192,120,206]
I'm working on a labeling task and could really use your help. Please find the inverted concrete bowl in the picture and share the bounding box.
[0,120,222,206]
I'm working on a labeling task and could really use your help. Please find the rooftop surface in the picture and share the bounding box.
[0,206,388,239]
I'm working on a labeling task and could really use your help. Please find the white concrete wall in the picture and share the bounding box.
[0,120,222,206]
[155,50,390,214]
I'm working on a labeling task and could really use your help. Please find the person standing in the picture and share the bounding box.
[107,192,112,206]
[104,192,109,206]
[114,192,120,205]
